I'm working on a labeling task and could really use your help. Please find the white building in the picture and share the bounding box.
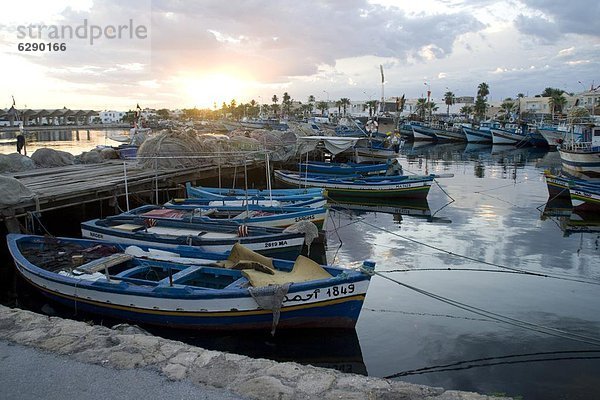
[99,110,126,124]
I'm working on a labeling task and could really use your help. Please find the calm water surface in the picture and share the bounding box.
[3,133,600,399]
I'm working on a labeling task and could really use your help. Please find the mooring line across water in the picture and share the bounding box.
[327,197,600,286]
[361,267,600,348]
[385,350,600,378]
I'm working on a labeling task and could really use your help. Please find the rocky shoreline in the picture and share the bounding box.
[0,305,509,399]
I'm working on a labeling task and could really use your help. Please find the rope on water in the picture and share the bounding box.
[385,350,600,378]
[327,196,600,286]
[360,267,600,347]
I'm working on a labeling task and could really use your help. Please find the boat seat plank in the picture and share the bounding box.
[76,253,134,274]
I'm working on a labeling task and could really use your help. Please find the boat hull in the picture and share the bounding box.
[81,220,305,261]
[275,171,433,199]
[558,149,600,175]
[8,235,371,330]
[491,128,528,145]
[570,185,600,211]
[462,126,492,143]
[411,125,437,141]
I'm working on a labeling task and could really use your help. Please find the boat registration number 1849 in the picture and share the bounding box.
[326,284,355,297]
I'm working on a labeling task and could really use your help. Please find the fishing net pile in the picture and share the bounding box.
[30,148,74,168]
[136,129,221,169]
[0,176,37,207]
[0,153,35,173]
[78,147,119,164]
[135,127,299,169]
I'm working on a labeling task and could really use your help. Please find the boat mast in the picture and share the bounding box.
[379,64,385,116]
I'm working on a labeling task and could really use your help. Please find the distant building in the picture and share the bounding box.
[100,110,126,123]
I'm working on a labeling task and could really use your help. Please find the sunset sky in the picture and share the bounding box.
[1,0,598,110]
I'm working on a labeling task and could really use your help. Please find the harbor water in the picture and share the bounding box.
[2,131,599,399]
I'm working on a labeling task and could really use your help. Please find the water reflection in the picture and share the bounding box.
[0,129,125,156]
[157,328,367,375]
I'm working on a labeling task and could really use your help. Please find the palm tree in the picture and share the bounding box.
[308,95,315,103]
[500,98,515,116]
[474,97,488,121]
[549,93,567,119]
[460,105,474,118]
[365,100,377,117]
[335,100,342,115]
[340,98,351,116]
[443,91,455,116]
[282,92,292,116]
[477,82,490,99]
[316,101,328,116]
[415,98,428,119]
[271,95,279,117]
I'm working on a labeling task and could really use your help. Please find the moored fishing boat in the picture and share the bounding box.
[166,196,328,209]
[192,186,324,197]
[120,204,330,230]
[491,124,530,146]
[411,124,438,141]
[298,160,390,175]
[569,184,600,211]
[543,171,572,200]
[462,123,496,143]
[274,170,436,199]
[186,183,327,208]
[81,215,308,260]
[7,234,374,330]
[558,123,600,176]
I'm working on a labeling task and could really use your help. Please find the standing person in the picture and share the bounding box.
[391,133,400,153]
[16,131,26,155]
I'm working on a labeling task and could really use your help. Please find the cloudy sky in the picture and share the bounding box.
[1,0,598,110]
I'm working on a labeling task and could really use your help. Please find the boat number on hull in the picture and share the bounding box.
[89,232,103,239]
[264,240,288,248]
[294,214,315,222]
[284,284,355,303]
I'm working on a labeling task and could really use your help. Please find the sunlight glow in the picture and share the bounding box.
[182,73,250,108]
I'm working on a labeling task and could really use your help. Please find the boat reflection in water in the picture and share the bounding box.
[328,197,451,224]
[559,210,600,237]
[154,327,367,375]
[541,198,600,237]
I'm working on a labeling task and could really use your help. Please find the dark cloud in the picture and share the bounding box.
[516,0,600,41]
[8,0,485,87]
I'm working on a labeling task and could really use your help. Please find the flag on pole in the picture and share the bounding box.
[12,96,15,107]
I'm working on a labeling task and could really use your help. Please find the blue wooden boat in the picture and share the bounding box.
[81,215,307,260]
[119,204,330,230]
[353,143,397,163]
[165,196,327,209]
[186,184,326,207]
[298,160,390,175]
[191,185,324,197]
[543,171,600,202]
[462,121,502,143]
[7,234,374,330]
[570,184,600,212]
[274,170,436,199]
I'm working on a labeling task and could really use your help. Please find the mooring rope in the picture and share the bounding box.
[385,350,600,378]
[360,267,600,347]
[327,196,600,286]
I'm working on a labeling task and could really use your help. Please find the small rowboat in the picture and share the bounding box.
[119,204,329,230]
[298,161,390,175]
[274,170,436,199]
[7,235,374,331]
[191,185,324,197]
[81,215,307,260]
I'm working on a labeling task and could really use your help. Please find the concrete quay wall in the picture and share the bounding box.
[0,305,510,400]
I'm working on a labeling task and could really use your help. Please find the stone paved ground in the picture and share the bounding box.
[0,305,510,400]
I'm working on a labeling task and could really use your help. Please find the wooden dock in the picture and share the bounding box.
[1,159,259,224]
